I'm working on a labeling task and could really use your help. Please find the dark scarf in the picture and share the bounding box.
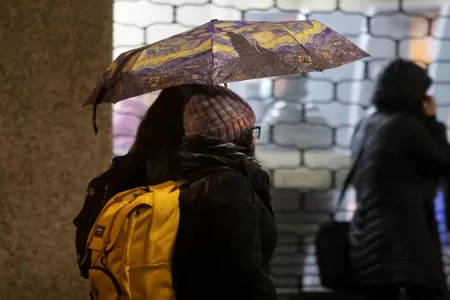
[175,134,274,217]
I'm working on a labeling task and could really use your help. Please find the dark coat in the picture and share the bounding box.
[171,136,278,300]
[349,61,450,290]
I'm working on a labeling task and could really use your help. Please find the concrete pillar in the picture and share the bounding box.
[0,1,112,300]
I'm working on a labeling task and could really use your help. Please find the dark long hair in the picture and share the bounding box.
[128,86,187,184]
[371,59,432,116]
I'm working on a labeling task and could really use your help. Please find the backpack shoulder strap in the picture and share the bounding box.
[336,121,368,212]
[336,146,364,210]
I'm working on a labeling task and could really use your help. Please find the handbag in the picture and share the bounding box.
[315,131,365,291]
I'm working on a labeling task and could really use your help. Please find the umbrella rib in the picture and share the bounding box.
[211,21,216,85]
[282,26,324,72]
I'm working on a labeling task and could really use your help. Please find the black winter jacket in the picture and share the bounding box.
[171,136,278,300]
[350,60,450,290]
[350,111,450,289]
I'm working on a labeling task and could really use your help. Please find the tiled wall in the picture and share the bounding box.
[270,188,336,295]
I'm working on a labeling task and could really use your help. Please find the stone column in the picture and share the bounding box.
[0,1,112,300]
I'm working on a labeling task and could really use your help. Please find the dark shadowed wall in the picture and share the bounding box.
[0,1,112,299]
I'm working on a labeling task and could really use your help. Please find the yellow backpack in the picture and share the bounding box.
[84,181,180,300]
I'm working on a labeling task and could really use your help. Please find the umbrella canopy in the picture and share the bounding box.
[85,19,369,107]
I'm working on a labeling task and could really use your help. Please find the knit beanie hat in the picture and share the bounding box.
[183,85,256,142]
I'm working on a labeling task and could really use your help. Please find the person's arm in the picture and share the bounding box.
[395,115,450,174]
[424,117,450,231]
[206,172,278,300]
[424,116,448,146]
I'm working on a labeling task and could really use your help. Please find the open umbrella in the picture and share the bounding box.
[85,19,369,133]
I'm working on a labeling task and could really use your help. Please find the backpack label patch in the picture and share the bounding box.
[94,225,106,237]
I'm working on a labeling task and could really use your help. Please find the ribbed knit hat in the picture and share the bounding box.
[183,85,256,142]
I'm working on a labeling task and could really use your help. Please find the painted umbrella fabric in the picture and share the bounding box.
[84,20,369,106]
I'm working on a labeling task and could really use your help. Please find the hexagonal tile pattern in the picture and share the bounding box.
[273,168,332,188]
[273,124,333,149]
